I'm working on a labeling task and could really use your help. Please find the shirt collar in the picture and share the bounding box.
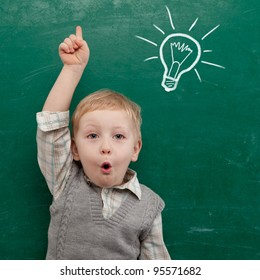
[114,169,142,200]
[84,168,141,200]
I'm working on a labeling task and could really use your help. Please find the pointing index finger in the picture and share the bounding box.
[76,26,83,39]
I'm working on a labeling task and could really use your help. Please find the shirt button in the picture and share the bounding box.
[104,189,109,194]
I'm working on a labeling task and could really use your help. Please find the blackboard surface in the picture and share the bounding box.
[0,0,259,259]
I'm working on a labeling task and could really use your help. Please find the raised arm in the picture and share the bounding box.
[37,27,89,198]
[42,26,90,112]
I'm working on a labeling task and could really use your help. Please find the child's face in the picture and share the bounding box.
[72,110,142,188]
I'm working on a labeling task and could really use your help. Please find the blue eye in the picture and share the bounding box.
[87,133,98,139]
[114,134,125,140]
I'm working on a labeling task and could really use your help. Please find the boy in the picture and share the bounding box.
[36,26,170,259]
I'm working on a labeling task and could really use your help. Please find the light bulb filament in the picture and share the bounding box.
[171,42,192,52]
[169,42,193,79]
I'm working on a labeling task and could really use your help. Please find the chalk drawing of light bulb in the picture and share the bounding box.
[136,6,225,92]
[160,33,201,92]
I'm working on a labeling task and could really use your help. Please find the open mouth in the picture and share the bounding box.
[101,162,112,173]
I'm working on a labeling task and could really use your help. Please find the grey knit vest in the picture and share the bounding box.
[46,162,164,260]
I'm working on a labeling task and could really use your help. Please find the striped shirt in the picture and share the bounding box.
[36,111,170,259]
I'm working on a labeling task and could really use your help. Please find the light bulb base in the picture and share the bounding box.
[161,76,178,92]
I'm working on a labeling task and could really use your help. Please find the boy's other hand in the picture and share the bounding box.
[59,26,90,69]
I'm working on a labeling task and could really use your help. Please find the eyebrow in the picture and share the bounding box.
[112,126,129,131]
[81,124,99,131]
[82,124,129,132]
[83,124,98,128]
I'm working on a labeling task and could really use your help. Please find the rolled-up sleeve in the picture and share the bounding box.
[139,214,171,260]
[36,111,73,199]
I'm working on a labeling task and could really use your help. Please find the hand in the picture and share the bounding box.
[59,26,90,69]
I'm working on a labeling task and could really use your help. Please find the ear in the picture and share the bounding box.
[71,138,80,161]
[131,139,142,162]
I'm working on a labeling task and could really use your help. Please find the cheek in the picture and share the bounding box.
[118,146,137,162]
[75,141,96,160]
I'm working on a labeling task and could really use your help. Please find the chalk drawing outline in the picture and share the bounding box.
[135,6,225,92]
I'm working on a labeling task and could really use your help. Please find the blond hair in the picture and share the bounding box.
[72,89,142,139]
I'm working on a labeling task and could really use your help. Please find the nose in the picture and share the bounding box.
[100,139,111,155]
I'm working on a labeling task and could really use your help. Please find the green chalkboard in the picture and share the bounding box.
[0,0,259,259]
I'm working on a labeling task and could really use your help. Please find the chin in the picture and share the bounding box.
[99,179,123,188]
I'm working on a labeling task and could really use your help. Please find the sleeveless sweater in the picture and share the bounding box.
[46,162,165,260]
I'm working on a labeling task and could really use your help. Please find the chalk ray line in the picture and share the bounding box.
[189,18,199,31]
[135,35,158,47]
[144,56,159,62]
[194,68,202,82]
[153,24,165,35]
[201,60,225,69]
[201,24,220,40]
[166,5,175,30]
